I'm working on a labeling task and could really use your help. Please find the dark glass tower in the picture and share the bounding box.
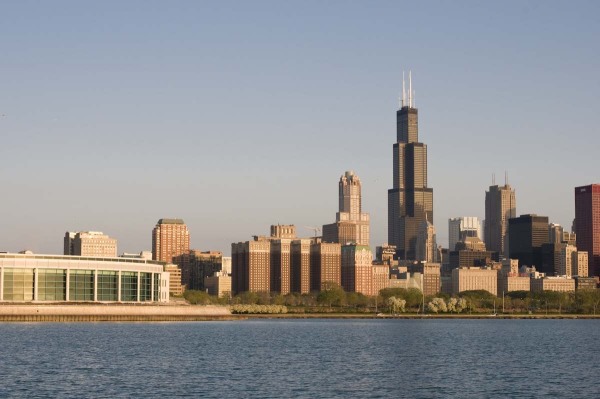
[388,77,433,260]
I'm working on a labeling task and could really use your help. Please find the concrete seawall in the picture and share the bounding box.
[0,304,234,322]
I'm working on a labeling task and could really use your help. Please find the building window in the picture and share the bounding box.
[38,269,66,301]
[97,271,118,301]
[3,268,34,301]
[69,270,94,301]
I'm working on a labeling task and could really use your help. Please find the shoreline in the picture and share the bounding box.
[1,304,599,322]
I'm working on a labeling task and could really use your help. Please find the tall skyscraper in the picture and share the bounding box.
[152,218,190,263]
[64,231,117,257]
[484,183,516,258]
[323,170,370,246]
[575,184,600,276]
[388,73,433,260]
[448,217,482,251]
[508,214,549,269]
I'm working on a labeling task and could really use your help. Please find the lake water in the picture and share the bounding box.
[0,319,598,398]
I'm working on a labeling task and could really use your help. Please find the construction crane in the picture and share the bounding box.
[303,226,322,238]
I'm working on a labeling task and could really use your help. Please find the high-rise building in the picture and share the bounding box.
[323,171,370,246]
[152,219,190,264]
[310,240,341,292]
[484,183,516,258]
[574,184,600,276]
[388,73,433,260]
[64,231,117,257]
[416,220,437,263]
[341,244,373,295]
[231,236,271,295]
[508,214,549,269]
[448,217,482,251]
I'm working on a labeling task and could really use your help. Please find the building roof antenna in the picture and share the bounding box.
[402,71,406,108]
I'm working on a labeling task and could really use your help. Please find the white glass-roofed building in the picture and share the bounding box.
[0,253,169,302]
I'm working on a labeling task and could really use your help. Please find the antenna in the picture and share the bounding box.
[505,171,507,186]
[409,71,413,108]
[402,71,406,108]
[492,173,495,185]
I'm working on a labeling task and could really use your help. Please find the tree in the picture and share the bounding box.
[387,296,406,314]
[427,297,447,313]
[317,282,346,308]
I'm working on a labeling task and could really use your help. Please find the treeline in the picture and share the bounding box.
[182,285,600,314]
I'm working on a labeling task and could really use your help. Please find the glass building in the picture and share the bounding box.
[0,254,169,302]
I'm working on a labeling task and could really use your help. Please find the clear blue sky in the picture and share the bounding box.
[1,1,599,255]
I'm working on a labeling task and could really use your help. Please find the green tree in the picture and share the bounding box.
[317,282,346,308]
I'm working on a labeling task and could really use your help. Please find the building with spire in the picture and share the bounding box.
[416,219,438,263]
[388,72,434,260]
[323,170,370,246]
[484,178,516,259]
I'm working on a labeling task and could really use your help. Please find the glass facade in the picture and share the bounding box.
[140,272,152,301]
[153,273,160,302]
[3,268,34,301]
[0,256,164,302]
[97,271,118,301]
[69,270,94,301]
[37,269,66,301]
[121,271,138,302]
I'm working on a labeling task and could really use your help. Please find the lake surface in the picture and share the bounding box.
[0,319,598,398]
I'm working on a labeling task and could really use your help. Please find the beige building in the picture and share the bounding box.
[164,264,184,296]
[323,171,370,246]
[64,231,117,258]
[530,276,575,292]
[416,220,438,263]
[205,271,232,298]
[372,264,390,296]
[152,219,190,264]
[409,262,441,296]
[574,251,588,277]
[498,275,530,294]
[452,267,498,296]
[341,244,373,295]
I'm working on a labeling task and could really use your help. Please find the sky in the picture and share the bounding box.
[1,1,599,255]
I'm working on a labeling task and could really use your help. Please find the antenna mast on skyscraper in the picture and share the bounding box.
[402,71,406,108]
[409,71,413,108]
[492,173,495,185]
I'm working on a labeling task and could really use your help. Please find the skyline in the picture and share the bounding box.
[1,1,599,255]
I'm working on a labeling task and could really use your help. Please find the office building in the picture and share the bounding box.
[163,264,184,296]
[175,250,224,291]
[205,271,232,298]
[508,214,549,269]
[152,219,190,264]
[485,183,516,258]
[323,171,370,246]
[64,231,117,258]
[574,184,600,276]
[449,217,482,251]
[0,253,168,302]
[408,262,441,296]
[388,73,434,260]
[451,267,498,296]
[530,276,575,292]
[416,220,437,263]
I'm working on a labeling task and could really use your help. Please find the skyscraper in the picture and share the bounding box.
[388,73,433,260]
[575,184,600,276]
[323,170,370,246]
[508,214,549,269]
[484,183,516,258]
[448,217,482,251]
[152,218,190,263]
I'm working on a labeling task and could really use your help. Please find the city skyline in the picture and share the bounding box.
[1,2,599,255]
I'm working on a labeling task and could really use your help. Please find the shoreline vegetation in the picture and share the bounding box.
[2,284,600,321]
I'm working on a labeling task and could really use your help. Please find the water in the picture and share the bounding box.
[0,319,598,398]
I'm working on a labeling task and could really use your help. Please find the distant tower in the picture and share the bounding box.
[416,219,437,263]
[388,72,434,260]
[575,184,600,276]
[484,182,516,258]
[448,217,482,251]
[323,171,370,246]
[152,219,190,263]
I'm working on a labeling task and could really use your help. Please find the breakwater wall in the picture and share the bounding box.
[0,304,234,322]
